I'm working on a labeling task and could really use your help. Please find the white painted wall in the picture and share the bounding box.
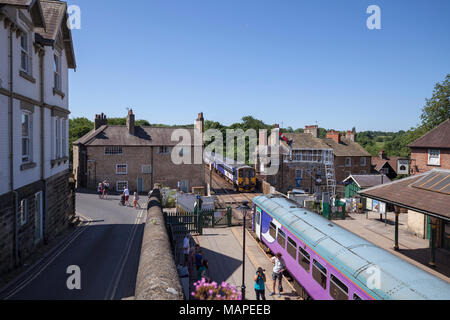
[0,95,10,196]
[0,21,8,91]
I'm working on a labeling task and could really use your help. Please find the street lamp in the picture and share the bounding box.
[238,200,251,301]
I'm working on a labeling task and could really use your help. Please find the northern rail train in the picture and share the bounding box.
[253,194,450,300]
[204,152,256,192]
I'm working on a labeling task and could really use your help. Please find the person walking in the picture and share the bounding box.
[133,191,141,209]
[183,235,190,267]
[197,259,210,282]
[194,246,204,272]
[254,267,267,301]
[97,183,103,199]
[103,180,110,199]
[123,186,130,207]
[269,253,286,298]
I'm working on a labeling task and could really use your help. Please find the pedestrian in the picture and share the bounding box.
[103,180,109,199]
[254,267,267,301]
[123,186,130,207]
[183,235,190,267]
[197,259,210,282]
[269,253,286,298]
[133,191,141,209]
[97,183,103,199]
[194,247,203,271]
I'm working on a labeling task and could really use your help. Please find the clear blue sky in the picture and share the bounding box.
[68,0,450,132]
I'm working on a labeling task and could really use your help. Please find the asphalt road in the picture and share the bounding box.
[0,192,147,300]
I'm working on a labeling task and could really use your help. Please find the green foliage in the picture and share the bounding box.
[69,117,93,163]
[420,74,450,131]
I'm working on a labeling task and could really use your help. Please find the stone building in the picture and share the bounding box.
[0,0,76,274]
[73,111,206,194]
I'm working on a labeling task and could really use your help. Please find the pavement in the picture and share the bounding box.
[0,191,147,300]
[194,227,301,301]
[334,211,450,283]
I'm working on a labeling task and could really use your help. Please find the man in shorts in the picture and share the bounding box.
[269,253,286,298]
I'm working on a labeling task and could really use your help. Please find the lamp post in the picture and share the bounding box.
[238,200,251,300]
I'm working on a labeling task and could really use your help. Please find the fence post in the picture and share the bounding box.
[211,210,215,228]
[227,207,232,227]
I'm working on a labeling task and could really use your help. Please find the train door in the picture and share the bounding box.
[255,206,262,239]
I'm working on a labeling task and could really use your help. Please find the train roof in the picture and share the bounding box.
[204,152,253,170]
[253,194,450,300]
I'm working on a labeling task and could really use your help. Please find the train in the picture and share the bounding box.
[204,152,256,192]
[252,194,450,300]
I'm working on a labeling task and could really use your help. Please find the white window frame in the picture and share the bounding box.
[116,164,128,175]
[360,157,367,167]
[62,119,67,157]
[55,118,61,159]
[54,52,62,91]
[20,199,28,226]
[295,169,303,179]
[345,157,352,167]
[142,165,152,174]
[22,111,32,164]
[116,181,128,192]
[105,146,123,156]
[428,149,440,166]
[158,146,171,154]
[20,32,30,74]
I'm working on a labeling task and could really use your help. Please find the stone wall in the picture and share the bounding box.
[0,192,15,274]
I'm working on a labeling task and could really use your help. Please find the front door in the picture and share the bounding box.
[255,206,262,239]
[137,178,143,193]
[34,191,43,244]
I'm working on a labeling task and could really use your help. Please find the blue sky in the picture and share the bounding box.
[67,0,450,132]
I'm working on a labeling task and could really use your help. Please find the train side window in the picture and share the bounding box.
[353,293,362,301]
[312,260,327,289]
[269,222,277,239]
[277,229,286,249]
[330,274,349,300]
[298,247,310,272]
[287,237,297,259]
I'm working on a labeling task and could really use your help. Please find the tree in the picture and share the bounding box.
[69,117,94,164]
[420,74,450,131]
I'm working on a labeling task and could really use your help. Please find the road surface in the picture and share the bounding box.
[0,192,146,300]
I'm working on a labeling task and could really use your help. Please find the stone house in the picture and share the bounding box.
[0,0,76,274]
[73,111,206,194]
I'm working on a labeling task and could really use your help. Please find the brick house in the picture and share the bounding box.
[371,150,410,180]
[0,0,76,274]
[73,111,205,194]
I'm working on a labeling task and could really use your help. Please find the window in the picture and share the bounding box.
[62,119,67,157]
[277,229,286,249]
[295,169,303,179]
[345,158,352,167]
[269,222,277,240]
[105,146,123,155]
[116,164,128,175]
[298,247,310,272]
[312,260,327,289]
[360,157,366,166]
[158,146,171,154]
[55,118,61,159]
[353,293,362,301]
[287,237,297,259]
[22,112,32,163]
[428,150,440,166]
[330,274,349,300]
[142,165,152,174]
[54,53,61,90]
[116,181,128,192]
[360,170,367,175]
[20,199,28,226]
[345,171,351,178]
[20,33,30,73]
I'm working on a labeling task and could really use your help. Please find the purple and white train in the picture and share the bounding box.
[253,194,450,300]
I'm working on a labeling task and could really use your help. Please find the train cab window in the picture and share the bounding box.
[330,274,349,300]
[277,229,286,249]
[238,170,244,178]
[287,237,297,259]
[250,170,255,178]
[312,260,327,289]
[298,247,310,272]
[353,293,362,301]
[269,222,277,239]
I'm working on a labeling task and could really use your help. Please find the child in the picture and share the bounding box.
[97,183,103,199]
[133,192,141,209]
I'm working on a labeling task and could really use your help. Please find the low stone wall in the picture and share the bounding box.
[135,193,184,300]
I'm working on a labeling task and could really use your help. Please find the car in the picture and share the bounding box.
[292,189,306,195]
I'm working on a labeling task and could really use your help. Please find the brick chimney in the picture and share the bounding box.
[345,130,355,142]
[195,112,204,133]
[94,113,107,130]
[305,125,318,138]
[379,150,387,160]
[127,109,135,135]
[326,130,341,144]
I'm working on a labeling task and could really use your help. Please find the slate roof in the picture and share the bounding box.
[284,133,331,150]
[74,126,202,147]
[408,119,450,149]
[359,169,450,221]
[0,0,45,28]
[321,137,371,157]
[343,174,391,189]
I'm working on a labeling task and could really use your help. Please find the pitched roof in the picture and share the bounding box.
[74,126,202,147]
[283,133,331,150]
[371,157,391,172]
[321,137,371,157]
[0,0,45,28]
[343,174,391,188]
[359,169,450,221]
[408,119,450,149]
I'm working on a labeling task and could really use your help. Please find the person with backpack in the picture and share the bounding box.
[254,267,267,300]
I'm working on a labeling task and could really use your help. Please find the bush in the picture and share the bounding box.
[191,279,242,300]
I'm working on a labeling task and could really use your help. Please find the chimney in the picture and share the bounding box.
[195,112,204,133]
[379,150,387,160]
[94,113,107,130]
[127,109,135,135]
[305,125,318,138]
[326,130,341,144]
[345,130,355,142]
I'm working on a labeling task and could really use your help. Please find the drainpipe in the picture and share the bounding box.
[8,25,19,265]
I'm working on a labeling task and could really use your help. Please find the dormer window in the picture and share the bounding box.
[21,33,30,73]
[54,53,61,91]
